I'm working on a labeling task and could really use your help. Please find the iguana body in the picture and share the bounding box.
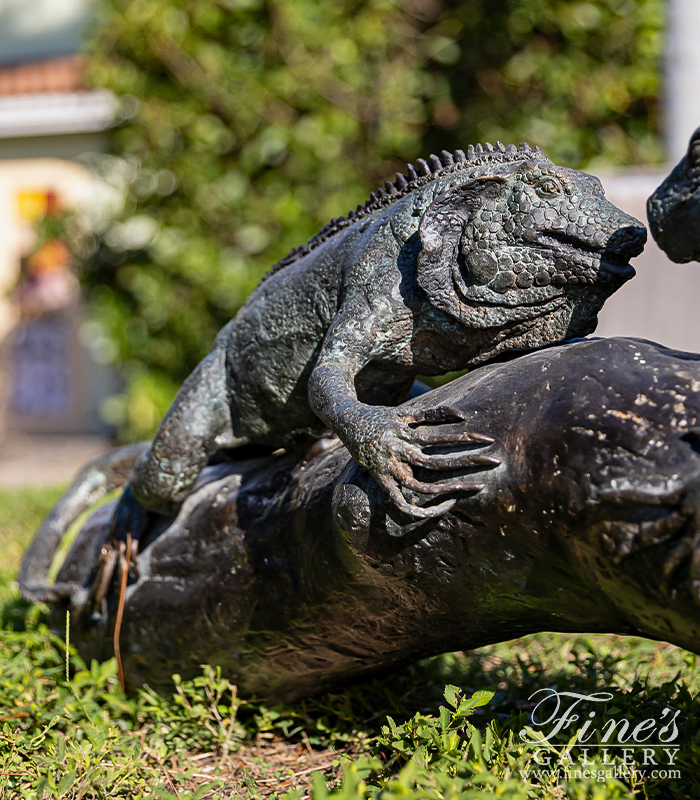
[20,142,646,604]
[648,126,700,263]
[129,143,644,519]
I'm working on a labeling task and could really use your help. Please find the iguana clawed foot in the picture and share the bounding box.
[351,405,500,518]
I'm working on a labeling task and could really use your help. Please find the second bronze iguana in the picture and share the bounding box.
[648,126,700,263]
[20,142,647,606]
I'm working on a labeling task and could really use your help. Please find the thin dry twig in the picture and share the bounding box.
[114,533,132,692]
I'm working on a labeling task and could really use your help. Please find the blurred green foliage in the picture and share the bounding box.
[73,0,664,441]
[422,0,664,170]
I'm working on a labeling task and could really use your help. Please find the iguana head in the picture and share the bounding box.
[648,127,700,263]
[417,152,646,358]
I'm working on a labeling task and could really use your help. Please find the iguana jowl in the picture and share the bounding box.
[116,142,646,531]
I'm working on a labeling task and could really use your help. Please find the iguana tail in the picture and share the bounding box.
[17,443,148,603]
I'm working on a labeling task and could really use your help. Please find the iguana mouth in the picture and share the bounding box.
[537,230,603,255]
[538,231,628,264]
[461,292,566,309]
[597,258,636,281]
[536,230,636,280]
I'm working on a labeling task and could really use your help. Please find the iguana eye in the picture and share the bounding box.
[537,178,561,196]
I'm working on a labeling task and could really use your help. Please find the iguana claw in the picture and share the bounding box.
[351,404,500,518]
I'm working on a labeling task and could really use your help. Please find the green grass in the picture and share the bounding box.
[1,486,699,799]
[0,485,65,602]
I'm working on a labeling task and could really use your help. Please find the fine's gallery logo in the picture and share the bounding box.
[517,689,681,782]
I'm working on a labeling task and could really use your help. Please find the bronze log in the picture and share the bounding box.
[44,336,700,701]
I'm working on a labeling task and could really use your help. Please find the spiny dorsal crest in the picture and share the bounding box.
[266,141,545,278]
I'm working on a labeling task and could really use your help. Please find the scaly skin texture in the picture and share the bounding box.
[114,142,645,532]
[648,127,700,263]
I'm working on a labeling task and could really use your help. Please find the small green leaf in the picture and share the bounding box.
[439,705,451,731]
[471,689,495,708]
[444,684,461,708]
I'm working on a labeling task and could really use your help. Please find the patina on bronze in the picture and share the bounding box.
[30,336,700,701]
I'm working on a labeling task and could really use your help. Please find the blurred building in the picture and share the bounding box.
[0,0,116,448]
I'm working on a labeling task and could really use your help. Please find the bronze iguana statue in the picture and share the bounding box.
[19,141,646,606]
[648,126,700,262]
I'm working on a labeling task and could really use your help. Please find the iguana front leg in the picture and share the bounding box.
[308,295,500,518]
